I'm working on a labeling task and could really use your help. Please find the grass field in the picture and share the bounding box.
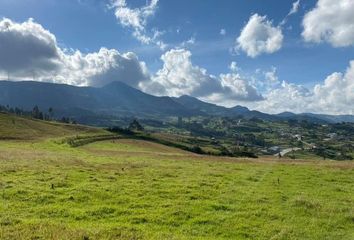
[0,113,353,239]
[0,112,105,140]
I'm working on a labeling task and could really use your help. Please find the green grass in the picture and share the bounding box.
[0,114,353,239]
[0,112,105,140]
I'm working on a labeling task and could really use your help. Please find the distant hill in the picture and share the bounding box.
[276,112,354,124]
[301,113,354,124]
[0,80,353,125]
[276,112,328,124]
[172,95,278,121]
[172,95,229,116]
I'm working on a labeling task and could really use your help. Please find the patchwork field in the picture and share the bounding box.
[0,114,353,239]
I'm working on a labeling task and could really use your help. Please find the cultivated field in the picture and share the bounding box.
[0,114,353,239]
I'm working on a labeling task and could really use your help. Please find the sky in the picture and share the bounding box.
[0,0,353,115]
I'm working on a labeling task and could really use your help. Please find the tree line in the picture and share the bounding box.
[0,104,76,124]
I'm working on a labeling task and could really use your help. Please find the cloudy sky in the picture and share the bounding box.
[0,0,353,115]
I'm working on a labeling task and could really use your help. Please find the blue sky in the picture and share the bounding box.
[0,0,353,114]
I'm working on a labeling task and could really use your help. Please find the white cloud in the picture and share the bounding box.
[1,18,353,115]
[141,49,262,102]
[217,72,263,102]
[289,0,300,16]
[312,61,354,113]
[109,0,166,49]
[0,18,262,104]
[264,66,279,84]
[180,36,196,48]
[0,18,150,87]
[141,49,223,97]
[252,81,312,114]
[236,14,283,58]
[229,61,238,72]
[250,61,354,115]
[220,29,226,36]
[0,18,61,77]
[302,0,354,47]
[280,0,301,26]
[58,48,150,87]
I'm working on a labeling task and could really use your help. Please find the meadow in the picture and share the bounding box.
[0,113,353,239]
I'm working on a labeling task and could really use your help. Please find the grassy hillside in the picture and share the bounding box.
[0,112,106,140]
[0,114,353,239]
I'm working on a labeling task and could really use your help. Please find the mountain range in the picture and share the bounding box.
[0,80,353,125]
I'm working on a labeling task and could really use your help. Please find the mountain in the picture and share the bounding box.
[300,113,354,124]
[172,95,229,116]
[276,112,329,124]
[172,95,279,120]
[0,81,196,121]
[230,105,250,115]
[276,112,296,118]
[0,80,353,125]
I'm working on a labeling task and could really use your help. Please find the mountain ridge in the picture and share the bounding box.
[0,80,353,124]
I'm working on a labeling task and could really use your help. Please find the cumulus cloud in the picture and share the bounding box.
[0,18,61,77]
[109,0,166,49]
[236,14,283,58]
[251,61,354,115]
[217,72,264,102]
[58,48,150,87]
[0,18,150,87]
[302,0,354,47]
[252,81,312,114]
[264,67,279,84]
[141,49,262,103]
[0,18,263,104]
[312,61,354,113]
[1,18,352,115]
[140,49,223,97]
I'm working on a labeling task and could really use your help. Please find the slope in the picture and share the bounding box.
[0,112,105,140]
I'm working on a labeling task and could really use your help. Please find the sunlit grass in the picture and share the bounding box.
[1,138,353,239]
[0,113,353,239]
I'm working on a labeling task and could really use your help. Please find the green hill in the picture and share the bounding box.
[0,112,105,140]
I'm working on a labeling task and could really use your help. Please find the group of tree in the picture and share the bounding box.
[107,119,145,135]
[0,104,31,116]
[31,106,54,120]
[128,119,144,131]
[0,104,76,124]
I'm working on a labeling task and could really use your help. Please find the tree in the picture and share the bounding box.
[128,119,144,131]
[32,106,41,119]
[48,107,54,120]
[61,117,70,123]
